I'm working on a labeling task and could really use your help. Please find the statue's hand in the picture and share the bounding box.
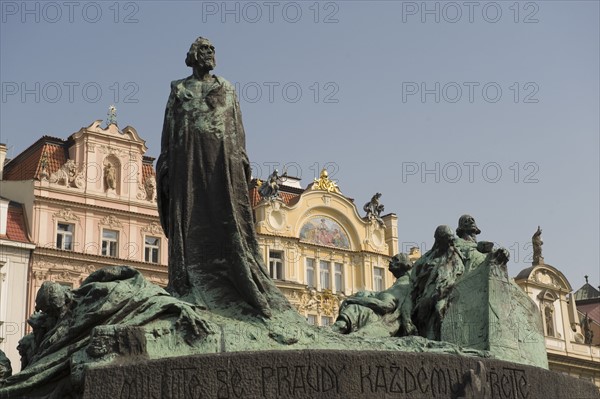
[492,248,510,265]
[175,305,215,338]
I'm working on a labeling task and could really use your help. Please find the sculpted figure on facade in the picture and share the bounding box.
[49,160,84,188]
[258,169,286,201]
[363,192,385,226]
[581,313,594,345]
[156,37,291,318]
[311,169,340,193]
[104,162,117,191]
[532,226,543,265]
[332,253,416,337]
[144,176,157,201]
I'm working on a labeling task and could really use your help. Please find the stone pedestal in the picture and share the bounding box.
[442,261,548,369]
[78,350,600,399]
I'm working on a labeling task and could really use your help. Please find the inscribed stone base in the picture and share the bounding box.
[77,350,600,399]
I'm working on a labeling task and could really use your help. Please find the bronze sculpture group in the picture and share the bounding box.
[0,36,557,397]
[332,215,512,342]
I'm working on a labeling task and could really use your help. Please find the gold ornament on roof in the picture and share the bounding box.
[312,169,340,193]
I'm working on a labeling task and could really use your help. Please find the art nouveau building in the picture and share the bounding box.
[250,173,398,326]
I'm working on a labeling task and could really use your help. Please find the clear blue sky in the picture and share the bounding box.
[1,0,598,289]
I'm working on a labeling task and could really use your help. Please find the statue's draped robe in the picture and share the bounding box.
[0,267,210,398]
[156,76,290,317]
[411,246,465,340]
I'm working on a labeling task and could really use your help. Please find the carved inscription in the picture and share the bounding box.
[488,367,529,399]
[118,370,161,399]
[261,364,346,397]
[216,368,245,398]
[108,358,530,399]
[360,364,464,397]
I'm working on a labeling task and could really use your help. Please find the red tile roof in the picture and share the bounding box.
[2,136,67,181]
[142,161,156,184]
[0,202,31,243]
[249,186,301,207]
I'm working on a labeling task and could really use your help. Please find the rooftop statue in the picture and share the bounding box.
[311,168,341,193]
[258,169,287,201]
[156,37,292,318]
[363,192,385,226]
[532,225,544,265]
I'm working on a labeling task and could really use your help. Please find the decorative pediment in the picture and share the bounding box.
[528,265,571,291]
[70,120,148,154]
[99,215,123,229]
[52,208,80,222]
[142,222,163,236]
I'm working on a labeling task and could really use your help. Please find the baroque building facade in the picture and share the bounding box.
[515,257,600,387]
[0,120,168,329]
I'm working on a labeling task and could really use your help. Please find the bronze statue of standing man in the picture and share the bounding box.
[156,37,291,318]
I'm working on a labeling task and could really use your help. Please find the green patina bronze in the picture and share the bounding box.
[0,39,550,398]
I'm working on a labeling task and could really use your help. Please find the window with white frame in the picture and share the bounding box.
[101,229,119,257]
[320,260,331,290]
[334,262,344,293]
[56,223,74,250]
[320,316,332,326]
[144,236,160,263]
[306,258,315,288]
[306,315,317,325]
[373,267,384,291]
[269,250,284,280]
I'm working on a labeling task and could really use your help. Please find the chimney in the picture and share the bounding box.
[0,143,7,180]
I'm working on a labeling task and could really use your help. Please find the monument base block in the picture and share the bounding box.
[81,350,600,399]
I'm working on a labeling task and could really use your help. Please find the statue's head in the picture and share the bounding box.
[186,37,216,71]
[388,253,412,278]
[456,214,481,238]
[433,225,457,249]
[35,281,72,316]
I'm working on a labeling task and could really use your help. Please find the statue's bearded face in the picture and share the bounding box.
[195,40,216,70]
[460,215,477,232]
